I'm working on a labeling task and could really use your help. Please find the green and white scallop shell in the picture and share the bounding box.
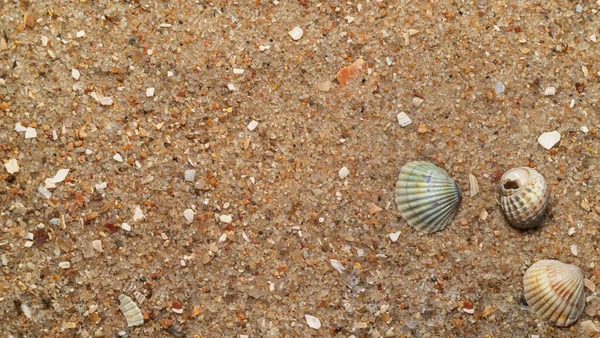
[394,161,462,234]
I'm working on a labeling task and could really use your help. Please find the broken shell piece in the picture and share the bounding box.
[288,27,303,40]
[118,294,144,327]
[396,112,412,127]
[468,174,479,197]
[538,131,561,150]
[4,159,19,174]
[336,59,367,87]
[395,161,462,233]
[523,260,585,327]
[499,167,549,229]
[544,87,556,96]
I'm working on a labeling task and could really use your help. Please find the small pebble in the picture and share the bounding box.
[113,153,123,162]
[389,231,401,242]
[121,223,131,232]
[21,303,32,319]
[571,244,578,256]
[76,30,86,38]
[99,96,113,106]
[184,169,196,182]
[219,233,227,242]
[233,68,244,74]
[92,240,103,252]
[219,214,233,223]
[72,68,80,80]
[288,27,304,40]
[15,122,27,132]
[568,227,575,236]
[317,81,331,92]
[494,81,505,95]
[339,166,350,179]
[183,209,195,224]
[133,206,145,222]
[412,97,424,107]
[227,83,236,91]
[1,255,7,266]
[386,57,392,66]
[146,87,155,97]
[305,314,321,329]
[581,126,589,133]
[58,261,71,269]
[543,87,556,96]
[537,131,561,150]
[330,259,345,273]
[247,120,259,131]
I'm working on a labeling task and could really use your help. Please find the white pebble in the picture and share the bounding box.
[95,182,107,190]
[146,87,155,97]
[4,159,19,174]
[537,131,561,150]
[1,254,7,266]
[389,231,401,242]
[219,233,227,242]
[495,81,505,95]
[113,153,123,162]
[227,83,236,91]
[338,166,350,179]
[121,223,131,232]
[242,231,251,242]
[41,36,48,46]
[133,206,145,222]
[385,57,392,66]
[330,259,345,273]
[184,169,196,182]
[396,112,412,127]
[24,241,34,247]
[288,27,304,41]
[99,96,113,106]
[167,71,174,77]
[571,244,578,256]
[305,314,321,329]
[581,126,589,133]
[219,214,233,223]
[92,240,103,252]
[591,35,597,43]
[568,227,575,236]
[58,261,71,269]
[544,87,556,96]
[247,120,259,131]
[318,217,325,223]
[183,209,195,224]
[233,68,244,75]
[25,127,37,139]
[76,30,86,38]
[411,97,424,107]
[72,68,80,80]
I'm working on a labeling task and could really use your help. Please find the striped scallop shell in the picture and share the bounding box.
[394,161,462,233]
[523,260,585,327]
[499,167,549,229]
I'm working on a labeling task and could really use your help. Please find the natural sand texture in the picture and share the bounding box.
[1,1,600,337]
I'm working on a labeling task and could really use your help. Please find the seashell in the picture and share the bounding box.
[394,161,462,233]
[523,260,585,327]
[499,167,549,229]
[118,294,144,327]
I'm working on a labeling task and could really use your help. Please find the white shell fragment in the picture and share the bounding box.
[15,122,27,132]
[305,314,321,329]
[523,260,585,327]
[538,131,561,150]
[247,120,259,131]
[330,259,345,273]
[184,169,196,182]
[183,209,195,224]
[72,68,80,80]
[288,27,304,40]
[121,223,131,232]
[339,166,350,179]
[389,231,401,242]
[146,87,155,97]
[98,96,113,106]
[92,240,103,252]
[4,159,19,174]
[411,97,424,107]
[21,303,32,319]
[133,206,145,222]
[544,87,556,96]
[118,294,144,327]
[58,261,71,269]
[25,127,37,139]
[468,174,479,197]
[113,153,123,162]
[396,112,412,127]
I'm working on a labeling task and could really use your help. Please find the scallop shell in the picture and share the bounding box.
[499,167,549,229]
[119,294,144,327]
[394,161,462,233]
[523,260,585,327]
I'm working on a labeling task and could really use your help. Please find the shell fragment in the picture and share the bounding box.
[118,294,144,327]
[538,131,561,150]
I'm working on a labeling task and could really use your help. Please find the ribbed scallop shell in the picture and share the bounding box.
[394,161,462,233]
[523,260,585,327]
[499,167,549,229]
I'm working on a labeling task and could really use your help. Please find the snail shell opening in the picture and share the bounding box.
[501,167,531,191]
[499,167,549,229]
